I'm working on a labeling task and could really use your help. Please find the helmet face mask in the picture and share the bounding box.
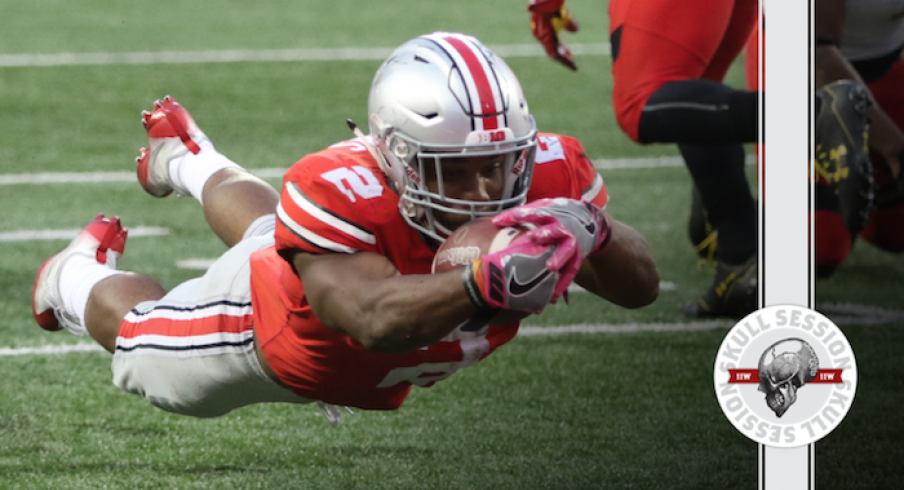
[368,32,538,242]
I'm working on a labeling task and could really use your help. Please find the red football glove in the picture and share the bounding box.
[529,0,580,71]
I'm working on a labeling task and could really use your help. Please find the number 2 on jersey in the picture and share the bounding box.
[321,166,384,203]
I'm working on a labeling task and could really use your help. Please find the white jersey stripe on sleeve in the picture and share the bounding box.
[276,203,358,254]
[582,174,604,203]
[287,182,375,245]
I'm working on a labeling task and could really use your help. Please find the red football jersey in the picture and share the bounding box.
[250,133,608,410]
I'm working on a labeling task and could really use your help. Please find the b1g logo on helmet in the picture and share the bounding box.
[465,128,514,144]
[713,305,857,448]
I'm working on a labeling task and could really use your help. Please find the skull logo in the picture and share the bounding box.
[758,338,820,417]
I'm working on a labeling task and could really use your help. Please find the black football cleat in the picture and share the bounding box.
[815,80,874,236]
[684,256,757,319]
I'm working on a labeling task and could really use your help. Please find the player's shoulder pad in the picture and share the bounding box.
[535,133,586,165]
[276,140,400,254]
[283,139,395,216]
[529,133,605,205]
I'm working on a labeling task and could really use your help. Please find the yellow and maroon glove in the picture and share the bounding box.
[529,0,580,71]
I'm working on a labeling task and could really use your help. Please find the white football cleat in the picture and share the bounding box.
[136,95,213,198]
[32,215,128,335]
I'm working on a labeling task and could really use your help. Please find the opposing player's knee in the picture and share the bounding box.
[860,228,904,253]
[816,249,849,279]
[816,263,840,279]
[815,210,852,278]
[860,206,904,252]
[612,100,644,143]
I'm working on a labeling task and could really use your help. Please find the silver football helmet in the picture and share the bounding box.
[367,32,538,242]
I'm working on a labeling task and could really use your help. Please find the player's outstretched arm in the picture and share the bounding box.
[291,250,481,355]
[492,198,658,309]
[574,216,659,309]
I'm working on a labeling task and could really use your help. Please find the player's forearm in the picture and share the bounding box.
[574,219,659,308]
[346,272,478,354]
[296,251,477,354]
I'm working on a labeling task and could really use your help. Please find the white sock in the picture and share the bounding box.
[58,255,124,328]
[170,150,242,205]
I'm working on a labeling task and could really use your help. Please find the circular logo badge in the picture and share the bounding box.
[713,305,858,448]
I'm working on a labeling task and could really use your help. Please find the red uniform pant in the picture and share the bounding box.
[609,0,758,142]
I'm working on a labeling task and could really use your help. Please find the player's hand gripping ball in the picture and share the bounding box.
[432,218,532,325]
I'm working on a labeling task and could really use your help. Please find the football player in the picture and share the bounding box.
[32,32,659,419]
[529,0,759,318]
[813,0,904,277]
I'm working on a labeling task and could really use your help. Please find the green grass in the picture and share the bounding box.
[0,1,902,488]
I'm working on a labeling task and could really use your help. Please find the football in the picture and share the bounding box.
[432,218,532,325]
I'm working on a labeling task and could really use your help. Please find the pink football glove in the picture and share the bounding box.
[529,0,580,71]
[463,230,577,314]
[492,198,612,299]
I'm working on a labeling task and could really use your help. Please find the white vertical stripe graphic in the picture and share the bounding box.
[761,0,814,488]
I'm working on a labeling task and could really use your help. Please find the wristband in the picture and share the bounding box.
[588,212,613,257]
[462,262,491,310]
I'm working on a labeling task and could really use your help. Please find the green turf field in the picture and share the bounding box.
[1,1,901,488]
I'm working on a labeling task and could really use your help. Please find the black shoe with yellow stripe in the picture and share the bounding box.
[683,257,757,319]
[814,80,874,236]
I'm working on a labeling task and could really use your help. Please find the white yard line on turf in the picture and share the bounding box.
[0,156,757,187]
[0,44,610,68]
[0,321,722,357]
[176,259,679,291]
[3,303,901,357]
[819,302,904,325]
[0,226,169,242]
[0,343,105,356]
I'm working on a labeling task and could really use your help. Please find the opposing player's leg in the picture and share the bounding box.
[858,59,904,252]
[815,205,853,278]
[815,81,874,236]
[137,96,279,248]
[680,143,757,318]
[609,0,758,144]
[860,200,904,252]
[687,185,718,264]
[609,0,759,318]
